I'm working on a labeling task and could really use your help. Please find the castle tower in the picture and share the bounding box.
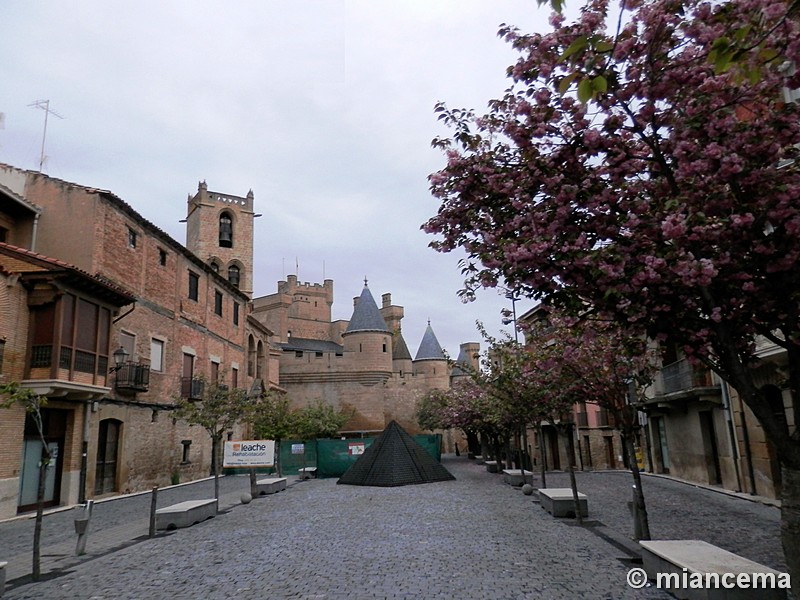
[413,322,449,387]
[451,342,480,383]
[185,181,255,297]
[342,281,393,372]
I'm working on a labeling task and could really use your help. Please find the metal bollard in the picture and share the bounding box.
[74,499,94,555]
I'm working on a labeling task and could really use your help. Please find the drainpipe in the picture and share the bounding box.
[79,399,92,504]
[720,379,743,493]
[31,213,40,252]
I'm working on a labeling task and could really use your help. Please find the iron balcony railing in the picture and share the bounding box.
[114,361,151,392]
[180,377,205,400]
[660,358,715,395]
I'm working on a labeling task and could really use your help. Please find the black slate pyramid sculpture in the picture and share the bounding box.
[337,421,455,487]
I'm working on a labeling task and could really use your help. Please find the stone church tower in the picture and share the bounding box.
[185,181,256,297]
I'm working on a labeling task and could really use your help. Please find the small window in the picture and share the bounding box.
[233,302,240,326]
[295,351,304,358]
[150,338,164,372]
[181,440,192,464]
[231,367,238,389]
[214,290,223,316]
[228,265,240,288]
[211,360,219,382]
[210,261,220,274]
[0,227,7,243]
[383,343,387,353]
[315,351,323,358]
[127,227,137,248]
[158,249,167,266]
[188,271,199,301]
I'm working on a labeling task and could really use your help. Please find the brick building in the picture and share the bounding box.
[0,164,273,518]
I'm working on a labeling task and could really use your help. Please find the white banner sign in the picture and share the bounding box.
[223,440,275,468]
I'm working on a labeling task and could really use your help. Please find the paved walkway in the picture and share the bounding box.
[0,457,785,599]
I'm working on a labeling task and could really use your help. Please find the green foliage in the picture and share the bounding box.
[173,376,252,441]
[250,390,295,441]
[292,400,351,440]
[416,388,449,431]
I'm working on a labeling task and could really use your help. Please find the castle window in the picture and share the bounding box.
[315,351,323,358]
[295,351,304,358]
[188,271,199,301]
[219,212,233,248]
[210,261,220,274]
[127,227,137,248]
[383,343,387,353]
[158,249,167,266]
[228,264,240,288]
[233,301,240,326]
[214,290,223,316]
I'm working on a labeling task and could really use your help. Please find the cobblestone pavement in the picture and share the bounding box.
[0,457,784,599]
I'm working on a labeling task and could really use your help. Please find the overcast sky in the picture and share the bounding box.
[0,1,554,358]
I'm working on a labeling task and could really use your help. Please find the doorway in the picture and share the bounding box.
[18,409,68,513]
[95,419,121,495]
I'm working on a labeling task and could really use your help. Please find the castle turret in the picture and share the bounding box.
[451,342,480,382]
[413,321,449,388]
[342,281,393,372]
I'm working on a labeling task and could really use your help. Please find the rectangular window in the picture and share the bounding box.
[158,248,167,266]
[150,338,164,372]
[233,301,240,326]
[128,227,137,248]
[188,271,199,301]
[211,361,219,382]
[231,367,238,389]
[214,290,223,316]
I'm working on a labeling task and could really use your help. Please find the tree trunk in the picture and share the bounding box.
[32,447,51,581]
[480,435,490,461]
[563,427,583,525]
[249,468,257,498]
[781,462,800,600]
[275,439,282,477]
[623,428,651,541]
[538,424,547,489]
[212,435,220,502]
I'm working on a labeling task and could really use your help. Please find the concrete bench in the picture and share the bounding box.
[640,540,787,600]
[155,499,217,531]
[298,467,317,480]
[255,477,287,495]
[538,488,588,518]
[502,469,533,487]
[484,460,500,473]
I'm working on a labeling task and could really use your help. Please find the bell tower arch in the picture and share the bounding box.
[185,181,255,297]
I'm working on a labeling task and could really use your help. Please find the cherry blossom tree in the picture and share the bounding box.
[424,0,800,583]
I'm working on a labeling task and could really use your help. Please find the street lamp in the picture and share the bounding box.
[110,346,129,372]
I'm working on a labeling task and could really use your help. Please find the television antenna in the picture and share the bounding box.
[28,100,64,172]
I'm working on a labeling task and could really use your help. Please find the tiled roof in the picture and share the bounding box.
[344,283,389,334]
[414,322,445,361]
[392,331,412,361]
[0,241,136,304]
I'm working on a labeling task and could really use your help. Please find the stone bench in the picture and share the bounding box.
[502,469,533,486]
[155,499,217,531]
[640,540,787,600]
[255,477,287,495]
[484,460,500,473]
[538,488,588,518]
[298,467,317,480]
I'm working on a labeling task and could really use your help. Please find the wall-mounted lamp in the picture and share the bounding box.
[109,346,129,373]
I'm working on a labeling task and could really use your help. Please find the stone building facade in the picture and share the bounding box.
[252,276,465,439]
[0,164,272,518]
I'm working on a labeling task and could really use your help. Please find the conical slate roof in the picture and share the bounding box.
[414,322,445,361]
[392,331,413,361]
[450,345,472,377]
[337,421,455,487]
[345,283,390,334]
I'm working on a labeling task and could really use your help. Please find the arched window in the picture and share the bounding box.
[247,335,256,377]
[209,261,220,274]
[219,212,233,248]
[228,264,240,288]
[257,340,265,380]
